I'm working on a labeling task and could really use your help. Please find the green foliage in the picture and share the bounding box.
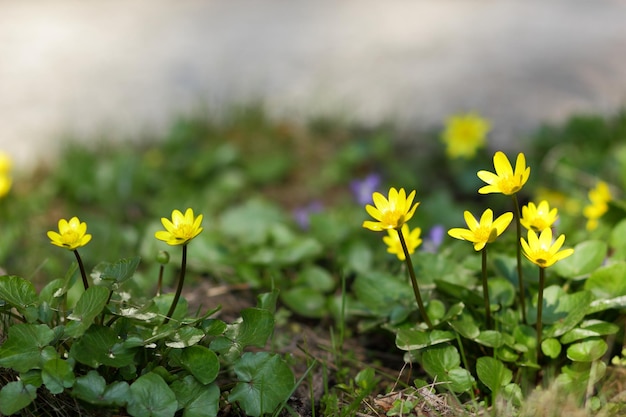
[3,108,626,415]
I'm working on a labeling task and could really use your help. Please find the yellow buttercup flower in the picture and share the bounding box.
[520,228,574,268]
[0,151,12,198]
[583,181,611,231]
[155,208,203,246]
[362,187,419,231]
[441,113,490,159]
[47,217,92,250]
[448,209,513,251]
[477,151,530,195]
[520,200,558,232]
[383,224,422,261]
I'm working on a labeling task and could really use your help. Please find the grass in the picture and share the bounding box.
[2,106,626,416]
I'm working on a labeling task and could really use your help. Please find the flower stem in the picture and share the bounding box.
[536,266,545,363]
[163,244,187,324]
[512,194,527,324]
[397,228,433,329]
[73,249,89,291]
[156,265,164,296]
[481,247,492,329]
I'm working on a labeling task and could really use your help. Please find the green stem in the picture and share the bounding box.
[157,265,164,296]
[73,249,89,291]
[397,228,433,329]
[512,194,527,324]
[536,267,545,363]
[481,247,492,329]
[163,244,187,324]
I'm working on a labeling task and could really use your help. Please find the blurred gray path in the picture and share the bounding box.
[2,0,626,169]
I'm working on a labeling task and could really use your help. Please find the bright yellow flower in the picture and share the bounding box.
[155,208,203,246]
[0,174,10,199]
[362,187,419,231]
[441,113,490,159]
[448,209,513,251]
[520,200,558,232]
[383,224,422,261]
[477,151,530,195]
[520,228,574,268]
[47,217,92,250]
[0,152,12,198]
[583,181,611,231]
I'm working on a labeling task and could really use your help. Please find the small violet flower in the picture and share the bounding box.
[350,173,381,205]
[422,224,445,253]
[293,201,323,230]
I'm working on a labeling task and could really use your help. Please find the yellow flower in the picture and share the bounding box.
[448,209,513,251]
[441,113,490,159]
[0,152,12,198]
[583,181,611,231]
[383,224,422,261]
[362,187,419,231]
[47,217,92,250]
[477,151,530,195]
[520,200,558,232]
[0,175,10,199]
[520,228,574,268]
[155,208,203,246]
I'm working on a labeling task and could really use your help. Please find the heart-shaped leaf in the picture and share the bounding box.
[476,357,512,393]
[127,372,178,417]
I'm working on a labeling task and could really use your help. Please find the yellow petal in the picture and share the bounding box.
[493,151,513,177]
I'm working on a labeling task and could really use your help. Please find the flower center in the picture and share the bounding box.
[475,226,496,243]
[497,175,521,195]
[381,210,405,229]
[61,231,80,246]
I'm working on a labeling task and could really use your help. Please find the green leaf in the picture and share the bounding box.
[165,326,205,348]
[585,262,626,299]
[529,286,593,338]
[65,285,110,337]
[92,256,141,286]
[488,277,516,307]
[127,372,178,417]
[395,329,455,351]
[219,199,285,246]
[353,271,415,316]
[560,320,620,344]
[448,313,480,339]
[72,370,130,406]
[446,368,475,393]
[281,287,327,318]
[170,376,219,417]
[541,338,562,359]
[552,240,607,279]
[297,265,335,292]
[0,381,37,415]
[476,357,512,393]
[210,308,275,361]
[180,345,220,385]
[610,218,626,260]
[0,323,55,372]
[421,344,474,392]
[474,331,504,348]
[422,345,461,376]
[70,325,136,368]
[434,279,483,306]
[229,352,295,417]
[0,275,39,322]
[42,358,75,394]
[567,339,608,362]
[588,295,626,313]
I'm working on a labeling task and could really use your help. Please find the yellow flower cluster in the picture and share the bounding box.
[520,200,558,232]
[440,113,490,159]
[362,187,422,260]
[0,151,12,199]
[583,181,611,231]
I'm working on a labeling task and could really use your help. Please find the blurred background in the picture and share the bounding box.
[2,0,626,169]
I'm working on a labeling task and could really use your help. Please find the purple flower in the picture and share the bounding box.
[422,224,445,253]
[350,173,381,205]
[293,201,323,230]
